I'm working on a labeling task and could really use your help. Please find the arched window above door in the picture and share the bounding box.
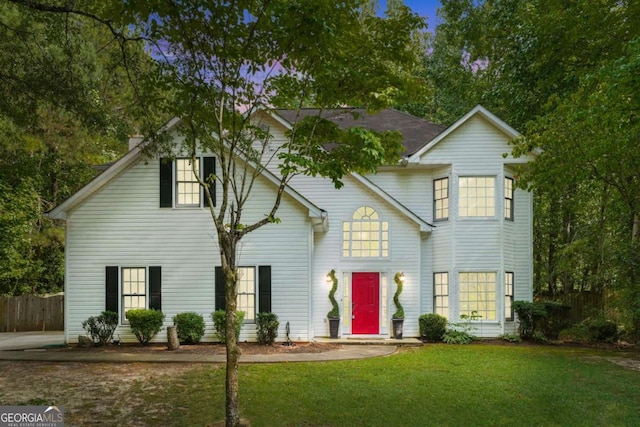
[342,206,389,258]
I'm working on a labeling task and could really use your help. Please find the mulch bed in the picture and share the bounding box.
[50,341,342,355]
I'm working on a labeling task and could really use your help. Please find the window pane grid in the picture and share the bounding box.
[505,272,514,321]
[434,178,449,220]
[122,267,146,322]
[459,272,497,320]
[434,272,449,318]
[459,177,496,217]
[343,207,389,258]
[237,267,256,322]
[176,158,201,207]
[504,177,514,221]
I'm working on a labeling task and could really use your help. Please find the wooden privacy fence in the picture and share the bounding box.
[0,294,64,332]
[537,292,616,325]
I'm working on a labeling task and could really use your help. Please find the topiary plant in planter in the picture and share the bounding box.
[392,272,405,339]
[327,269,340,338]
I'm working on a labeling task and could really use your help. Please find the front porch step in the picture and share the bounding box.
[314,337,423,347]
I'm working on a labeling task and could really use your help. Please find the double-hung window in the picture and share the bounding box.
[237,267,256,322]
[159,156,216,208]
[433,177,449,221]
[105,266,161,324]
[504,177,514,221]
[459,272,497,321]
[176,158,201,207]
[122,267,146,322]
[459,177,496,217]
[505,272,514,321]
[434,272,449,318]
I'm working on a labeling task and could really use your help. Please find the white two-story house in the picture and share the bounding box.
[48,105,534,343]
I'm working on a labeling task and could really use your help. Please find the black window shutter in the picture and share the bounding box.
[258,266,272,313]
[159,158,173,208]
[215,266,226,310]
[149,266,162,311]
[203,156,216,207]
[105,266,119,314]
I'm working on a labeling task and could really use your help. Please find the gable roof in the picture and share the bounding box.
[274,108,445,157]
[266,109,434,233]
[46,118,328,230]
[408,105,521,163]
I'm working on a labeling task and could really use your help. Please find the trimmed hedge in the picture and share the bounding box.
[418,313,447,342]
[256,312,279,345]
[513,300,571,340]
[173,311,206,344]
[81,311,118,346]
[211,309,245,344]
[126,309,165,345]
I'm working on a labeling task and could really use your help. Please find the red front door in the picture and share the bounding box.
[352,272,379,334]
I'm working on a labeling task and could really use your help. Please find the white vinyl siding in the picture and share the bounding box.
[64,152,312,344]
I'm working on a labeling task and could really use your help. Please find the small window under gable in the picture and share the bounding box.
[342,206,389,258]
[176,158,200,207]
[159,156,216,208]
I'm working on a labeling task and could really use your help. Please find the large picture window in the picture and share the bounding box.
[459,177,496,217]
[342,206,389,258]
[434,177,449,221]
[504,177,514,221]
[434,272,449,318]
[122,267,146,322]
[459,272,497,321]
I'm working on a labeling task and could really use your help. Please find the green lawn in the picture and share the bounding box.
[136,344,640,426]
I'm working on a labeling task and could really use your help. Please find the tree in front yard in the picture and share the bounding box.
[8,0,428,425]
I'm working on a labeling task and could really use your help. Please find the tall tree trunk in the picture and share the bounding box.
[220,232,241,427]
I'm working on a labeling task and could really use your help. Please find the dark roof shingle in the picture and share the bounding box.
[275,108,445,156]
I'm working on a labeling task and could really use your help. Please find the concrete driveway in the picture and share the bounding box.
[0,331,64,350]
